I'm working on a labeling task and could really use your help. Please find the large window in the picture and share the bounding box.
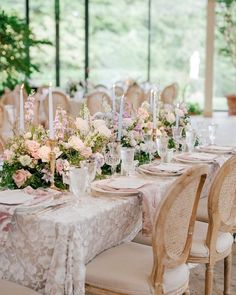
[0,0,232,113]
[150,0,207,108]
[29,1,55,86]
[89,0,149,85]
[60,0,85,87]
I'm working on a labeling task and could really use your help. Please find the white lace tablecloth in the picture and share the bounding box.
[0,195,141,295]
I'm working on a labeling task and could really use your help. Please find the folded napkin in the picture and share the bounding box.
[144,163,187,173]
[199,145,234,152]
[179,152,217,162]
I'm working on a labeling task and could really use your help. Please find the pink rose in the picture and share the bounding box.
[38,145,51,162]
[80,147,92,158]
[56,159,64,175]
[13,169,32,188]
[3,149,14,162]
[26,140,40,159]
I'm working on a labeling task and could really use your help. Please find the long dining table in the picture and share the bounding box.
[0,152,231,295]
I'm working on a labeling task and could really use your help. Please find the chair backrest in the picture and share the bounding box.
[150,165,207,292]
[43,90,70,120]
[0,104,14,147]
[86,91,112,115]
[125,83,145,110]
[207,155,236,242]
[160,83,179,105]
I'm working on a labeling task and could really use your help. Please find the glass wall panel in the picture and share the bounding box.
[89,0,149,85]
[151,0,207,108]
[214,2,235,111]
[0,0,25,18]
[60,0,85,87]
[30,1,55,86]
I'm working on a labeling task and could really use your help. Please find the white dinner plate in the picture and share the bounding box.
[0,190,34,205]
[196,145,235,154]
[138,163,186,176]
[174,152,217,164]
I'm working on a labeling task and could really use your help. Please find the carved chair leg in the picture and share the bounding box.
[224,253,232,295]
[205,263,214,295]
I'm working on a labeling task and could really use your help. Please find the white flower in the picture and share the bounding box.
[68,135,85,151]
[97,125,111,138]
[93,119,106,129]
[123,118,133,128]
[175,108,185,117]
[38,145,51,162]
[75,117,89,134]
[19,155,32,166]
[166,112,176,124]
[24,132,32,139]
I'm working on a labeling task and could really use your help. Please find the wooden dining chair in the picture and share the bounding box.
[0,279,41,295]
[125,83,145,110]
[160,83,179,105]
[85,165,207,295]
[187,155,236,295]
[86,90,112,115]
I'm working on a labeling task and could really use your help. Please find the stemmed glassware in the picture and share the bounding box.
[81,159,97,191]
[104,142,121,176]
[186,129,196,152]
[172,126,184,152]
[120,147,135,176]
[69,166,88,198]
[208,123,217,145]
[156,136,168,163]
[144,134,156,163]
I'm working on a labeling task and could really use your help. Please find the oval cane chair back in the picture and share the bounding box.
[0,104,14,148]
[206,155,236,241]
[43,90,70,124]
[86,91,112,115]
[150,165,207,287]
[126,83,145,110]
[161,83,179,105]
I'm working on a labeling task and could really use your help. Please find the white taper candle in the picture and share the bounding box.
[19,84,24,133]
[117,95,124,141]
[48,83,54,139]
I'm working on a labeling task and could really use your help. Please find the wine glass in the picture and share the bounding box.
[81,160,97,191]
[105,142,121,176]
[208,123,217,145]
[186,129,196,152]
[172,126,183,152]
[156,136,168,163]
[69,167,88,198]
[144,134,156,163]
[120,147,135,176]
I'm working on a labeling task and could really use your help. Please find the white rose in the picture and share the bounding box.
[93,119,106,129]
[19,155,32,166]
[97,125,111,138]
[24,132,32,139]
[68,136,85,151]
[166,112,176,124]
[175,108,184,117]
[75,118,89,134]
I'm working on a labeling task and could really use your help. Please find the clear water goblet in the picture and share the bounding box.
[69,167,88,198]
[156,136,168,163]
[208,123,217,145]
[120,147,135,176]
[105,142,121,176]
[81,159,97,191]
[172,126,184,152]
[144,134,156,163]
[186,129,196,152]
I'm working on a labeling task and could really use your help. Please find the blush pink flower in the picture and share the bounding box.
[80,147,92,158]
[26,140,40,159]
[3,149,14,163]
[38,145,51,162]
[68,136,85,151]
[56,159,64,175]
[13,169,32,188]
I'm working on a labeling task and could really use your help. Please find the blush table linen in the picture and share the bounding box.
[0,195,141,295]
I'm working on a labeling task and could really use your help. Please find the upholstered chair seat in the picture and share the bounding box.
[0,280,40,295]
[86,242,189,295]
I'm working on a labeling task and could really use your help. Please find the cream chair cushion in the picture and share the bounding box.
[86,242,189,295]
[0,280,40,295]
[190,221,234,258]
[132,232,152,246]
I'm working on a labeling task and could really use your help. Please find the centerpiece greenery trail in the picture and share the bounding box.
[0,10,51,94]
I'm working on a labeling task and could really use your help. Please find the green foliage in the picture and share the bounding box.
[0,10,51,93]
[216,0,236,69]
[187,102,203,115]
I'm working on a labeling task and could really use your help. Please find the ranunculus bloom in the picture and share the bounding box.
[166,112,176,124]
[26,140,40,159]
[13,169,32,188]
[80,147,92,158]
[38,145,51,162]
[68,136,85,151]
[75,117,89,134]
[19,155,32,167]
